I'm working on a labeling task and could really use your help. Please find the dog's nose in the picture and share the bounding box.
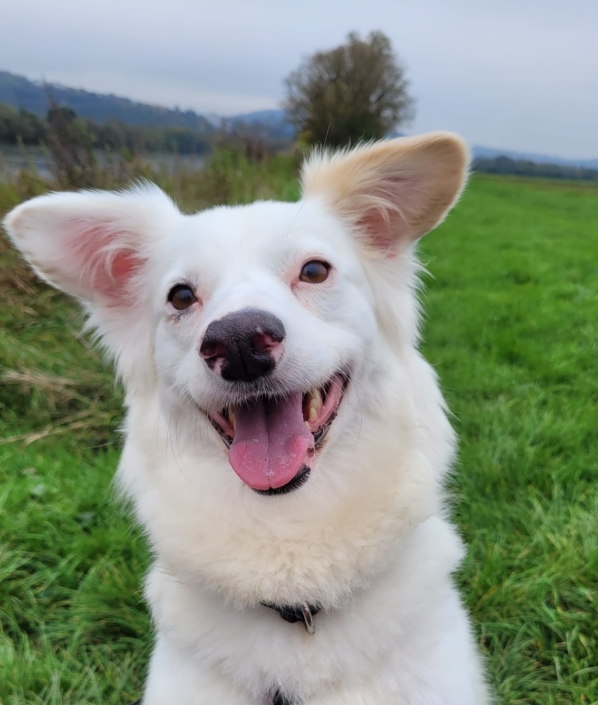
[199,309,285,382]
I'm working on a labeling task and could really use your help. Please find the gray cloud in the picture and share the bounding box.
[1,0,596,157]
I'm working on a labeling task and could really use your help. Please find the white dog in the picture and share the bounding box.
[5,133,490,704]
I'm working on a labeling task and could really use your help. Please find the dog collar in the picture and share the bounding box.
[261,601,321,635]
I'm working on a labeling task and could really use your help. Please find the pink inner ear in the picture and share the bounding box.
[357,208,410,259]
[69,221,143,300]
[355,176,416,258]
[95,250,143,298]
[358,210,396,254]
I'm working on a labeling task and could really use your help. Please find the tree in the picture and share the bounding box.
[46,95,98,188]
[284,31,414,148]
[0,104,47,144]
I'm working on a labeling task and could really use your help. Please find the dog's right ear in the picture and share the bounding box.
[3,184,181,389]
[3,184,180,303]
[301,132,469,257]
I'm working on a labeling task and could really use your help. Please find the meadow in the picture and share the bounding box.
[0,153,596,704]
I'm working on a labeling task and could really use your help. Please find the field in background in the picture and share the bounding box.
[0,158,597,704]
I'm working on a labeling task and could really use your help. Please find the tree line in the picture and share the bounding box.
[474,156,598,182]
[0,103,210,155]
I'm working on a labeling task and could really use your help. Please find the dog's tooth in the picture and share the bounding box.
[310,388,323,411]
[228,408,236,429]
[308,406,318,423]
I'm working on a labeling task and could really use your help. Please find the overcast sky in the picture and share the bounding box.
[1,0,596,158]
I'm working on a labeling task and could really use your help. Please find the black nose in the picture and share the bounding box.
[199,308,286,382]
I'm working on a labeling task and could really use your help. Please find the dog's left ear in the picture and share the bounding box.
[301,132,469,255]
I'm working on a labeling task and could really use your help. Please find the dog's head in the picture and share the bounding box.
[4,134,468,498]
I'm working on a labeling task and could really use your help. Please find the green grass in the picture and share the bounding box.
[1,160,597,704]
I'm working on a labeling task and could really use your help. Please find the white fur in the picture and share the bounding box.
[4,133,490,704]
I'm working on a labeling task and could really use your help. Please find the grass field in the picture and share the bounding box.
[0,158,597,704]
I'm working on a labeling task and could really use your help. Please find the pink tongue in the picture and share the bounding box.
[228,392,314,490]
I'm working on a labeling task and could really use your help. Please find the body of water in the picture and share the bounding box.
[0,145,205,178]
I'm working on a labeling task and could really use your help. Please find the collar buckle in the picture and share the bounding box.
[300,602,315,635]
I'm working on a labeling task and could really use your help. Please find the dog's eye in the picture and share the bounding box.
[299,260,330,284]
[168,284,197,311]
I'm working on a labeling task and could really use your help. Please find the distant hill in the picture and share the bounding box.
[225,109,296,140]
[0,70,213,133]
[472,145,598,171]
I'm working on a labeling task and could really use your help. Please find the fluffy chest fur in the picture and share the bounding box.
[145,516,466,702]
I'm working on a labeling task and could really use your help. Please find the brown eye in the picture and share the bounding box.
[168,284,197,311]
[299,260,330,284]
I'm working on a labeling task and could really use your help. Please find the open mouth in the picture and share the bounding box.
[207,373,348,493]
